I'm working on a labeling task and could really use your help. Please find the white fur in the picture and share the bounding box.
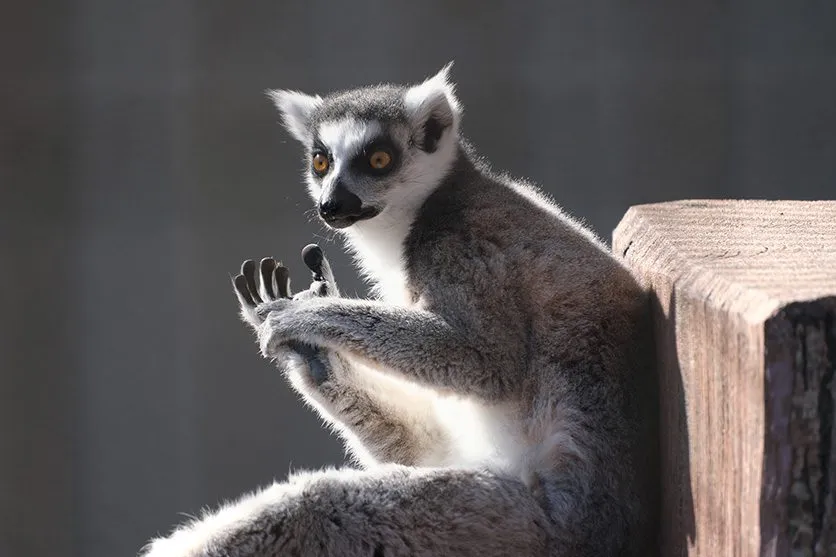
[348,362,451,467]
[141,480,305,557]
[317,119,383,165]
[403,63,462,129]
[314,118,383,197]
[268,90,323,143]
[286,351,446,468]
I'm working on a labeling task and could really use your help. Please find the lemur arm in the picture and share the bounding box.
[256,293,523,402]
[234,248,451,466]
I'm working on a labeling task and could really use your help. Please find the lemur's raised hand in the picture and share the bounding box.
[234,246,449,467]
[234,246,335,386]
[141,65,654,557]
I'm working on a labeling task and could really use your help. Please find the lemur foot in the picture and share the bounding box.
[233,245,335,384]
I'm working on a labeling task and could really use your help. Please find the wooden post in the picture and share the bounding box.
[613,200,836,557]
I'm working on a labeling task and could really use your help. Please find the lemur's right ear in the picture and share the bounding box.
[404,63,462,153]
[267,90,323,144]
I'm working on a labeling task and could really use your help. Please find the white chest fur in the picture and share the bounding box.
[432,396,529,473]
[344,212,414,305]
[345,208,533,476]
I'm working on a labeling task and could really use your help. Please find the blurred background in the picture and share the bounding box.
[2,1,834,556]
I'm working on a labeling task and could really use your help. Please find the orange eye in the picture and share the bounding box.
[312,153,329,174]
[369,150,392,170]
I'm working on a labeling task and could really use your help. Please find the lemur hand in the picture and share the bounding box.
[233,245,335,323]
[293,244,332,299]
[233,257,292,328]
[233,245,336,383]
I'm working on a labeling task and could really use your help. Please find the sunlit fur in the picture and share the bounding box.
[141,66,654,557]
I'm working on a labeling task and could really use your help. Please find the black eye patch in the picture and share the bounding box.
[351,137,401,176]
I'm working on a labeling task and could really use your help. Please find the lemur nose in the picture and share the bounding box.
[318,198,342,219]
[319,182,363,221]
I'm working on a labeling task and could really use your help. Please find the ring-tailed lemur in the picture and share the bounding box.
[141,65,655,557]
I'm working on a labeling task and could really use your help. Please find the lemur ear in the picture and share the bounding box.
[404,62,462,153]
[267,90,323,144]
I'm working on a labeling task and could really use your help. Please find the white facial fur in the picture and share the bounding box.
[267,90,323,143]
[403,62,461,132]
[312,118,383,201]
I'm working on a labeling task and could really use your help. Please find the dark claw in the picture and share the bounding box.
[260,258,277,299]
[241,259,263,304]
[233,274,255,306]
[274,266,291,298]
[301,244,324,280]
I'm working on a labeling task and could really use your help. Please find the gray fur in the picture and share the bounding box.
[311,85,410,129]
[141,67,654,557]
[142,466,552,557]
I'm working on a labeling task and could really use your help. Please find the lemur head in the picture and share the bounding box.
[269,64,462,229]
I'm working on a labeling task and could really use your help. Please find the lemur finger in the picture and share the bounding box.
[240,259,263,304]
[301,244,325,281]
[259,257,277,300]
[233,274,255,307]
[274,265,292,298]
[301,243,339,296]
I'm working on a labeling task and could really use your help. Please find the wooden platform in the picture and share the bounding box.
[613,200,836,557]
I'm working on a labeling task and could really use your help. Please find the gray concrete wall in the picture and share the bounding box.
[2,1,834,555]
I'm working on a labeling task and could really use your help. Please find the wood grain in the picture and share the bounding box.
[613,200,836,557]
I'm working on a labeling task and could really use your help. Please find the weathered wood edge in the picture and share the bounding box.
[613,202,782,324]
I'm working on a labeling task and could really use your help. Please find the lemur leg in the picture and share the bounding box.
[141,465,552,557]
[234,247,450,467]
